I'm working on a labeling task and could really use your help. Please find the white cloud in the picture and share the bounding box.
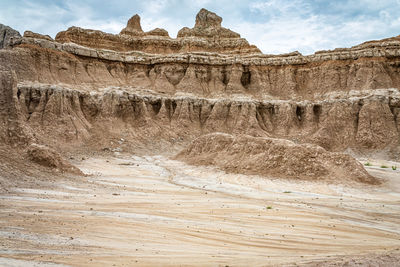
[249,0,312,17]
[235,14,399,55]
[234,0,400,54]
[145,0,169,14]
[60,1,125,33]
[233,16,329,55]
[141,16,183,37]
[193,0,213,6]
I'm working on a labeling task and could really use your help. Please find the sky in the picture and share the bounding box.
[1,0,400,55]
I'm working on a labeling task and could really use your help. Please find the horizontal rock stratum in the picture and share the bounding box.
[1,8,400,164]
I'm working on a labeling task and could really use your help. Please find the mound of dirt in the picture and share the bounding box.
[27,143,83,175]
[175,133,378,184]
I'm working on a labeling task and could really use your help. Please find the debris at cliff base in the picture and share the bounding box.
[175,133,378,184]
[27,143,83,175]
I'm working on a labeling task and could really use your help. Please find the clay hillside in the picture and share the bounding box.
[1,8,400,266]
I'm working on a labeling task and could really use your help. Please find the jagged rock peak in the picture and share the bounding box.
[119,14,170,37]
[195,8,222,28]
[120,14,144,36]
[0,23,21,49]
[177,8,240,38]
[126,14,143,31]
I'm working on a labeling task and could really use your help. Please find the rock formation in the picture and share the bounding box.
[120,14,144,36]
[0,23,21,49]
[23,30,53,41]
[0,8,400,171]
[177,8,240,38]
[119,14,170,37]
[55,9,259,54]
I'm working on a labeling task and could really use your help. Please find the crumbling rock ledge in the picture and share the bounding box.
[18,33,400,66]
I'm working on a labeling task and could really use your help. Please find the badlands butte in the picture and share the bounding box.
[1,8,400,267]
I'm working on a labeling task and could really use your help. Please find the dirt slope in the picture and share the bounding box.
[176,133,378,184]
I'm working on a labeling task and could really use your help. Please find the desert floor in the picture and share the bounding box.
[1,154,400,266]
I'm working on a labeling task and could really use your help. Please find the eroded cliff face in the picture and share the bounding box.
[1,8,400,157]
[0,70,30,146]
[7,82,399,157]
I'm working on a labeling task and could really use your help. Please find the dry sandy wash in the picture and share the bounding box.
[0,154,400,266]
[2,7,400,267]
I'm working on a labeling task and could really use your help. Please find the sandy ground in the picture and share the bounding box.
[1,154,400,266]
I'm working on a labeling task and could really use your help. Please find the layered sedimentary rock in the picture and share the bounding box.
[1,8,400,158]
[55,9,259,54]
[2,38,400,100]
